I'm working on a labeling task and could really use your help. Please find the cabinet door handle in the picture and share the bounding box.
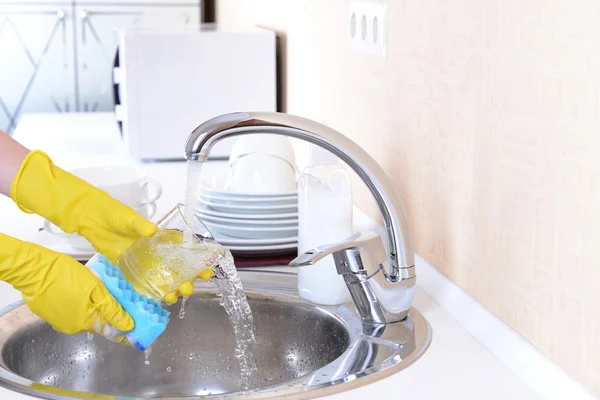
[79,10,110,47]
[57,9,67,45]
[80,10,88,44]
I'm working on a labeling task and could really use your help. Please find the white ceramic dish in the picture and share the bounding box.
[71,165,162,206]
[200,179,297,199]
[199,192,298,206]
[33,230,95,262]
[201,199,297,215]
[195,211,298,227]
[228,153,297,194]
[226,242,297,252]
[205,220,298,240]
[228,134,296,167]
[213,234,298,246]
[195,204,298,220]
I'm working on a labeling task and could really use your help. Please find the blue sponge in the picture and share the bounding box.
[86,254,170,351]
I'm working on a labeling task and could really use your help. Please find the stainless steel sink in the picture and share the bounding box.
[0,270,431,399]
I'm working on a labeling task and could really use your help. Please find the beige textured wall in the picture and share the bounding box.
[217,0,600,395]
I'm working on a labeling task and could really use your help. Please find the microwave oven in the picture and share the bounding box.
[113,25,277,160]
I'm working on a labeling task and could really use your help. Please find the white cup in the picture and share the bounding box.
[44,202,157,250]
[70,165,163,207]
[229,135,296,167]
[226,153,297,194]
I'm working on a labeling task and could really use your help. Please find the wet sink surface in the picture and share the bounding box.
[2,296,349,397]
[0,270,431,399]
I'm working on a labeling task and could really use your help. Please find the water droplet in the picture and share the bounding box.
[179,296,189,319]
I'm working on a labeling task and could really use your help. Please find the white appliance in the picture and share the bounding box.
[114,25,277,160]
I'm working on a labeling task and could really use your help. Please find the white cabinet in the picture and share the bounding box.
[0,4,76,133]
[0,2,200,133]
[75,5,199,112]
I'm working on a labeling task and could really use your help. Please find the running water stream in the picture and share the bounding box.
[178,296,189,319]
[184,160,203,245]
[182,159,257,388]
[212,253,257,387]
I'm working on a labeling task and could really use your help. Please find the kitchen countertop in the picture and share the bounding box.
[0,113,558,400]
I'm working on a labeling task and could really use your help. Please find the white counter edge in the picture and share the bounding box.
[415,254,597,400]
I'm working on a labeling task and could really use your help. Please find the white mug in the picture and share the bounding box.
[44,202,157,250]
[226,154,298,194]
[70,165,163,207]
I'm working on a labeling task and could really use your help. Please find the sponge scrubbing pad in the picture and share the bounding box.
[86,254,170,351]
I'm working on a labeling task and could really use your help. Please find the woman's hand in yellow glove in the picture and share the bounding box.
[73,193,157,264]
[10,151,157,264]
[8,151,214,304]
[0,233,133,338]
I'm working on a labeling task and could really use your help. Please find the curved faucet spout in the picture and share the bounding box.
[185,112,415,282]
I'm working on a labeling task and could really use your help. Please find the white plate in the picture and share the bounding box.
[205,220,298,240]
[195,204,298,220]
[199,192,298,205]
[200,180,297,199]
[33,230,95,262]
[213,233,298,246]
[196,210,298,227]
[226,243,297,251]
[200,199,297,215]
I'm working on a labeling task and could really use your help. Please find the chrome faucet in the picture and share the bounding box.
[185,112,416,324]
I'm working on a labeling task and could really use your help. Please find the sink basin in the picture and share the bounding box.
[0,270,431,399]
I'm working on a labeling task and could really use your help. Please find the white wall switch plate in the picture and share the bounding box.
[349,0,389,58]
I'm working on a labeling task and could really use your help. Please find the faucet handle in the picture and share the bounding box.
[291,232,413,324]
[290,232,387,277]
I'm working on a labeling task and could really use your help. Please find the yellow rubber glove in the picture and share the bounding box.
[0,233,133,341]
[10,151,157,264]
[164,268,214,305]
[10,151,209,303]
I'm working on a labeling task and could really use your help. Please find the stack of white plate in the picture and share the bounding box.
[195,184,298,256]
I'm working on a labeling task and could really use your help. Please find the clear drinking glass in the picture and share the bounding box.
[117,203,227,301]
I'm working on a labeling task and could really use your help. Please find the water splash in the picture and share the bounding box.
[179,296,189,319]
[213,252,257,389]
[144,346,152,366]
[184,158,257,388]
